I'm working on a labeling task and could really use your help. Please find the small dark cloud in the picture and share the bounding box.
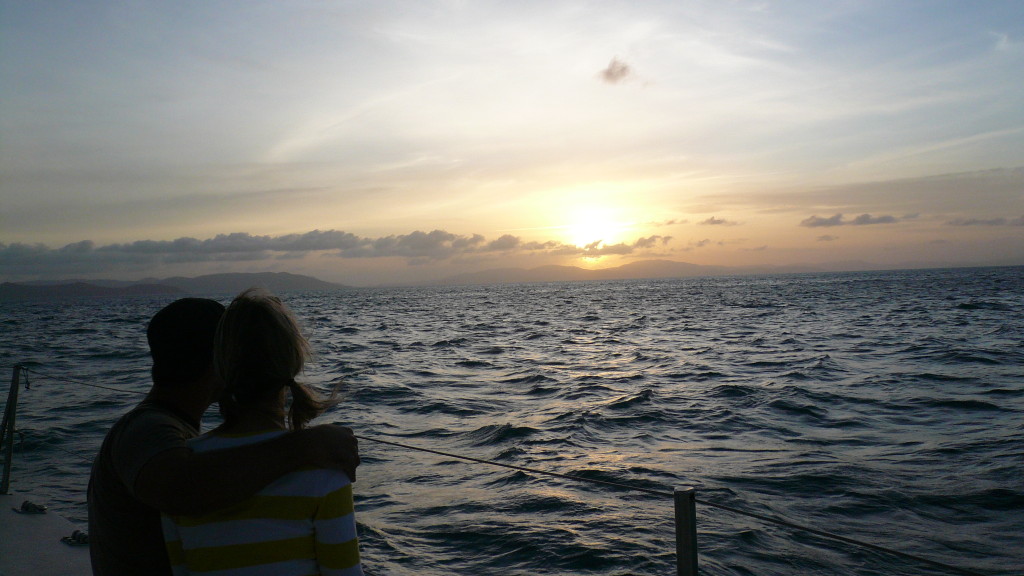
[600,58,632,84]
[946,215,1024,226]
[801,214,845,227]
[699,216,737,226]
[632,235,672,249]
[851,214,898,225]
[817,235,839,242]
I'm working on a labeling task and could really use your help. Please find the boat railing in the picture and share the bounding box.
[1,364,986,576]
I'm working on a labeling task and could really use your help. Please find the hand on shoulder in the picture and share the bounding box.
[300,424,360,481]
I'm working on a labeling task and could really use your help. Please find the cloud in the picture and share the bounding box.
[486,234,521,251]
[0,229,673,276]
[560,236,672,258]
[632,235,672,249]
[850,214,898,225]
[698,216,737,226]
[817,235,839,242]
[800,213,901,227]
[59,240,95,254]
[990,31,1022,52]
[646,219,688,227]
[599,57,632,84]
[360,230,487,260]
[800,214,845,227]
[946,216,1024,226]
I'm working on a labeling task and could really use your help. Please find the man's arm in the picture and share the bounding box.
[134,424,359,516]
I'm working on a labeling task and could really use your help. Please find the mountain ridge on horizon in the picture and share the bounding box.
[4,259,1018,299]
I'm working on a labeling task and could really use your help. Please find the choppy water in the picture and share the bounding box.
[2,267,1022,575]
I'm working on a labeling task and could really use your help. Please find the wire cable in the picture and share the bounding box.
[357,433,986,576]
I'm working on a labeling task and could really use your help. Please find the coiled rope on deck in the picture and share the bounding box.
[7,365,989,576]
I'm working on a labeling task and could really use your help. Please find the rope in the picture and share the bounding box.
[356,434,674,498]
[5,365,988,576]
[17,365,147,396]
[357,434,986,576]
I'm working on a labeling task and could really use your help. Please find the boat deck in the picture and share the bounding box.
[0,494,91,576]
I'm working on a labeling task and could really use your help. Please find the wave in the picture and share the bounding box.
[460,423,540,446]
[603,389,655,410]
[917,398,1005,412]
[956,301,1014,311]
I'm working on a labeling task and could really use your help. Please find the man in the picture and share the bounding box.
[88,298,360,576]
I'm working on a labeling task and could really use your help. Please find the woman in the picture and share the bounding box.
[162,288,363,576]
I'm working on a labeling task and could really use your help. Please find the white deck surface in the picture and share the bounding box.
[0,494,92,576]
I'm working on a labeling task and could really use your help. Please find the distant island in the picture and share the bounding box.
[0,272,347,300]
[3,260,1012,300]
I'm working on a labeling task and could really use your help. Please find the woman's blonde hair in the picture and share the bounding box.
[215,288,326,430]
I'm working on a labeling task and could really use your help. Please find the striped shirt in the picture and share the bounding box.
[161,430,363,576]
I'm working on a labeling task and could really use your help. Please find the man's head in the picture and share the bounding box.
[147,298,225,387]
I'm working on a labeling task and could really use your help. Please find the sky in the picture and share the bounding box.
[2,0,1023,286]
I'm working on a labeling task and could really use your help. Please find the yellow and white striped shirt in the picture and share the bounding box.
[162,430,363,576]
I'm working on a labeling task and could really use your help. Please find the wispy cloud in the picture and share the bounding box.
[946,216,1024,226]
[989,31,1020,52]
[645,219,688,227]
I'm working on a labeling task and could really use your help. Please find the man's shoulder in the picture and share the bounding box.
[124,402,194,428]
[106,402,198,446]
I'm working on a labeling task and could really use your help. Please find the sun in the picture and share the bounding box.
[565,207,628,248]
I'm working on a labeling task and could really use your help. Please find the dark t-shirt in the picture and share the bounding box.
[87,401,198,576]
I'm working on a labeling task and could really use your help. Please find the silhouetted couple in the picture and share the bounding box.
[88,289,363,575]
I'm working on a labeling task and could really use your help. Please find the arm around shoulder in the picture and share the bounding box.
[134,425,360,516]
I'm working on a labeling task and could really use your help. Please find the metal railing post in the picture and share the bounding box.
[1,365,23,494]
[675,486,698,576]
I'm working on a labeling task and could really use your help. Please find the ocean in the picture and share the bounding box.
[1,267,1022,575]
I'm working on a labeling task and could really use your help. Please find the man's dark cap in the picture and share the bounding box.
[147,298,225,385]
